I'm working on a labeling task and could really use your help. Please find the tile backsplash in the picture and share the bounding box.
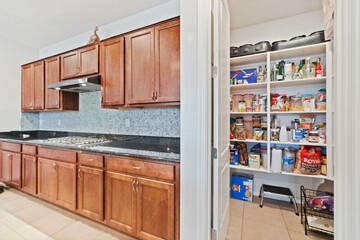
[21,92,180,137]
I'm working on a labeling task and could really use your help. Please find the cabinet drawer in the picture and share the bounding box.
[106,156,175,181]
[38,147,77,163]
[1,142,21,152]
[78,153,104,168]
[22,145,37,155]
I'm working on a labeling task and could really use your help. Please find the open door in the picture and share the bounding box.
[212,0,230,239]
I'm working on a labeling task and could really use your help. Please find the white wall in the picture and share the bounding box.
[39,0,180,58]
[231,10,324,46]
[0,37,38,131]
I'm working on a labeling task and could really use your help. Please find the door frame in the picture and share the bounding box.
[334,0,360,239]
[180,0,213,239]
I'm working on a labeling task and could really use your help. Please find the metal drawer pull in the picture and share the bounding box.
[132,166,141,170]
[136,181,139,192]
[7,154,12,160]
[132,180,136,191]
[78,169,81,178]
[87,158,94,161]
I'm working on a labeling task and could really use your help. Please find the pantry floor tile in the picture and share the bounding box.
[227,197,334,240]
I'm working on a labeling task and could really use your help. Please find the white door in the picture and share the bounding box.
[212,0,230,239]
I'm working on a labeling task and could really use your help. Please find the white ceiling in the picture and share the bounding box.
[228,0,323,30]
[0,0,171,49]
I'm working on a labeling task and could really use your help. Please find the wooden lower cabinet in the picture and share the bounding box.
[37,158,56,201]
[77,165,104,221]
[37,157,76,211]
[106,171,137,236]
[22,154,37,195]
[54,161,76,211]
[137,177,175,240]
[1,150,21,188]
[106,171,175,240]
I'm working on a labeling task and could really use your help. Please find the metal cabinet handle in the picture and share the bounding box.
[132,166,141,170]
[78,169,81,178]
[135,181,139,192]
[154,91,158,100]
[53,162,56,169]
[7,154,12,160]
[132,180,136,191]
[152,91,155,100]
[87,158,94,162]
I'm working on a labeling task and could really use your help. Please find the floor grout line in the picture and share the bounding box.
[279,200,293,240]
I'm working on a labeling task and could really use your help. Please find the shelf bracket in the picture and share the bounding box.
[212,66,218,78]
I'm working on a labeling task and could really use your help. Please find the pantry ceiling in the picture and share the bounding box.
[228,0,323,30]
[0,0,171,49]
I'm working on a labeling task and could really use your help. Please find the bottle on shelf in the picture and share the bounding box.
[315,58,323,78]
[257,66,264,82]
[264,65,267,81]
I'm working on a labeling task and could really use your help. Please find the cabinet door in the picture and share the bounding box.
[45,57,60,109]
[54,161,76,211]
[154,18,180,103]
[22,64,34,110]
[1,151,12,183]
[105,171,137,236]
[79,44,99,76]
[77,166,104,221]
[100,36,125,106]
[33,61,45,110]
[61,51,78,79]
[37,158,55,201]
[22,155,37,195]
[10,152,21,188]
[136,177,175,240]
[125,28,155,105]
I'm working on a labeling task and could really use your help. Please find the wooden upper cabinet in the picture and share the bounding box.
[100,36,125,106]
[125,18,180,106]
[155,19,180,103]
[125,27,155,105]
[45,57,60,109]
[45,57,79,111]
[22,61,44,111]
[136,177,175,240]
[21,65,34,110]
[61,44,99,80]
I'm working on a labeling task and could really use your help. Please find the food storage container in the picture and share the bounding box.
[244,94,254,107]
[244,120,253,139]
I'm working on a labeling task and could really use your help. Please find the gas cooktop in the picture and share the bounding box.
[39,136,112,148]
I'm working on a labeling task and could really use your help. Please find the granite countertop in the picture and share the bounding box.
[0,130,180,163]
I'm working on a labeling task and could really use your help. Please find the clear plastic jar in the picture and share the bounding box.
[244,120,253,139]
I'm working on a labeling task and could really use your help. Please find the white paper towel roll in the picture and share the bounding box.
[271,148,283,173]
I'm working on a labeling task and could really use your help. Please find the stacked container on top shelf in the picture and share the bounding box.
[229,42,333,180]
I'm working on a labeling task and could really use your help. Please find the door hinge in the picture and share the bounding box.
[212,147,218,159]
[212,66,218,78]
[212,228,217,240]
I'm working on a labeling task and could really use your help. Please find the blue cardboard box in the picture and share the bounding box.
[230,68,257,85]
[230,148,239,165]
[231,173,254,202]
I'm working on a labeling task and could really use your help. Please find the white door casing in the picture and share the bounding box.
[212,0,230,239]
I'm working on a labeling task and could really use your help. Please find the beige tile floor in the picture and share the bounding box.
[0,189,136,240]
[227,197,334,240]
[0,189,334,240]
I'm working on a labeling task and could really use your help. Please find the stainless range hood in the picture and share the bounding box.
[48,75,101,93]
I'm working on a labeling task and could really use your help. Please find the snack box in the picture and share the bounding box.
[248,153,261,169]
[231,173,254,202]
[230,148,239,165]
[230,68,257,85]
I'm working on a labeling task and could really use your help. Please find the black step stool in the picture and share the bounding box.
[259,184,299,215]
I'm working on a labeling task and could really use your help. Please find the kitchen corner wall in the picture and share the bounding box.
[22,92,180,137]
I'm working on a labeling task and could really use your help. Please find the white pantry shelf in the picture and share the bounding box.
[270,141,327,147]
[230,139,267,144]
[270,42,327,61]
[230,164,268,173]
[230,112,267,115]
[230,82,267,91]
[230,52,267,66]
[270,111,326,115]
[270,77,326,87]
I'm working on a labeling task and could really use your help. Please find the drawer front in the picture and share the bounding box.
[106,156,175,181]
[38,147,77,163]
[1,142,21,152]
[78,153,104,168]
[22,145,37,155]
